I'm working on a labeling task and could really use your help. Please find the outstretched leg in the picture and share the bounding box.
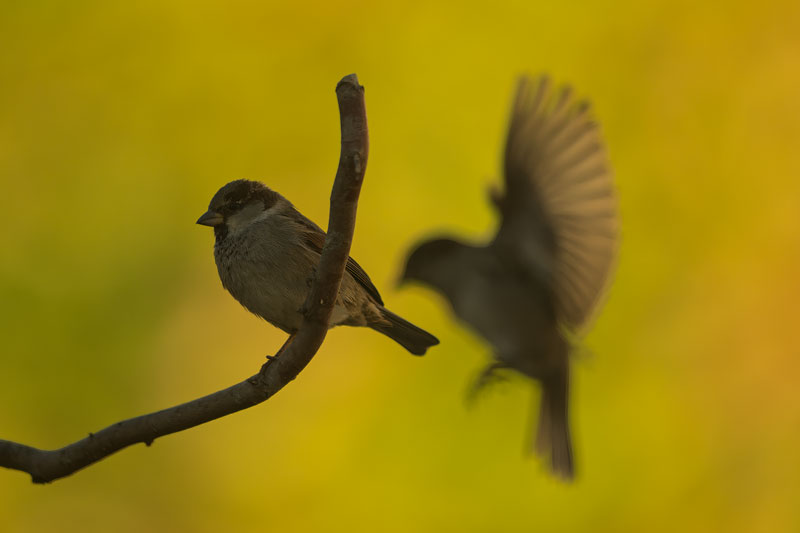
[465,361,508,406]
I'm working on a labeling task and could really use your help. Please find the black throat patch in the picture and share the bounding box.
[214,224,229,242]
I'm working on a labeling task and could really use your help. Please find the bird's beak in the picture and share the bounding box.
[196,210,224,227]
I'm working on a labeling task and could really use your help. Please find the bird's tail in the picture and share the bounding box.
[533,367,574,480]
[370,307,439,356]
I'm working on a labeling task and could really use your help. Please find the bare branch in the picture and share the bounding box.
[0,73,369,484]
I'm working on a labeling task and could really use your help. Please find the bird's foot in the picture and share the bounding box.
[465,362,508,406]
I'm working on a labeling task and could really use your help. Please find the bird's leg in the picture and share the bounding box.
[265,333,296,362]
[465,361,509,406]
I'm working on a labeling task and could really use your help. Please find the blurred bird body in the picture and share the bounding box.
[402,76,618,479]
[413,241,564,377]
[198,179,439,356]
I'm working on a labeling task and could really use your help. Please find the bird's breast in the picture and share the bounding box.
[213,223,315,333]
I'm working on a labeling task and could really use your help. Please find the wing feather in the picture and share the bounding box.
[292,208,384,306]
[493,75,618,331]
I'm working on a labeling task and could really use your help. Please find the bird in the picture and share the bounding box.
[400,75,618,479]
[197,179,439,356]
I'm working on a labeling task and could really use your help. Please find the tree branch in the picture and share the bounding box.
[0,73,369,484]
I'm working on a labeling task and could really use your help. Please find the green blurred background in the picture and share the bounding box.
[1,1,798,531]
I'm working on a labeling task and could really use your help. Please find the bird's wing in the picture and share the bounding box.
[493,75,618,331]
[294,209,385,306]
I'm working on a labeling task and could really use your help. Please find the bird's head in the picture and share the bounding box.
[196,179,283,239]
[399,238,466,290]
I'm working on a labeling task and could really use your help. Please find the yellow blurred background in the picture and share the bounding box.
[1,1,798,531]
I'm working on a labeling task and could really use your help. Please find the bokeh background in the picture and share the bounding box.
[1,1,799,531]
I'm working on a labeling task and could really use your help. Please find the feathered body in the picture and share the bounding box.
[402,76,619,478]
[199,180,438,356]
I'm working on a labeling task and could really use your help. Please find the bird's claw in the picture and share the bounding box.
[465,362,508,406]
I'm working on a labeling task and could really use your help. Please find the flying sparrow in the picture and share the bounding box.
[198,179,439,355]
[400,75,619,478]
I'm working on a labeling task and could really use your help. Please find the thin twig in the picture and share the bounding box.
[0,73,369,484]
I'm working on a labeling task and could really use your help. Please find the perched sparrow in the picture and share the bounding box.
[400,76,618,479]
[197,179,439,355]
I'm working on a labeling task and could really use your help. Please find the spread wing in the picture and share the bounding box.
[293,208,385,306]
[492,75,618,331]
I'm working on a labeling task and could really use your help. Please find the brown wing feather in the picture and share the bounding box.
[294,209,384,306]
[494,75,619,331]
